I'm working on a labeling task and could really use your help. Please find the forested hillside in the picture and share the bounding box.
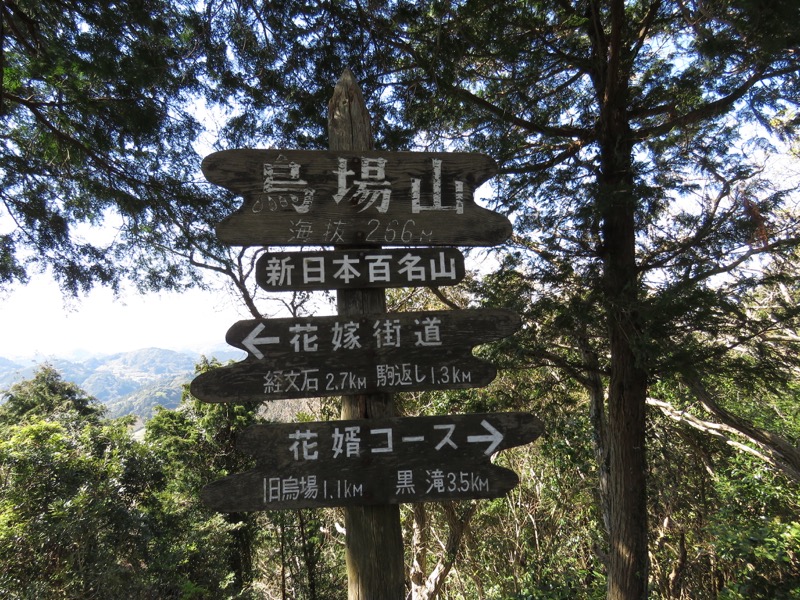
[2,0,800,598]
[0,348,243,418]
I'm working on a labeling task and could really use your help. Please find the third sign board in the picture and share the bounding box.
[189,309,521,402]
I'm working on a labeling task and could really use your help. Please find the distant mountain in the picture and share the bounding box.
[0,347,245,419]
[0,357,36,389]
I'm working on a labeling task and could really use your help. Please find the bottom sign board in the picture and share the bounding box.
[201,412,544,512]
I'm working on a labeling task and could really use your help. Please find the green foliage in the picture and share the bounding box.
[0,363,105,427]
[0,416,164,598]
[1,0,214,295]
[0,361,276,599]
[139,357,345,599]
[711,455,800,599]
[644,377,800,599]
[143,357,264,597]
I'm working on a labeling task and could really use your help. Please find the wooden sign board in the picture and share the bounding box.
[202,149,512,247]
[202,462,518,511]
[189,309,520,402]
[256,248,465,291]
[201,412,545,511]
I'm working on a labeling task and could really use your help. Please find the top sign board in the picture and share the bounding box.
[202,149,512,247]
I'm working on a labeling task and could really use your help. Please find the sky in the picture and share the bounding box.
[0,275,251,361]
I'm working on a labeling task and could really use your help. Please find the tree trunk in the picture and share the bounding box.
[589,3,650,597]
[599,108,650,600]
[329,68,406,600]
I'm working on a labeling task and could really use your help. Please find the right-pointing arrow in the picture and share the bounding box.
[242,323,280,359]
[467,419,504,455]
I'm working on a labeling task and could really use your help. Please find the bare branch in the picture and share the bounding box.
[648,374,800,483]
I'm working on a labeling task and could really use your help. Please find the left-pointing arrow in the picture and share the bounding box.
[467,419,504,455]
[242,323,280,359]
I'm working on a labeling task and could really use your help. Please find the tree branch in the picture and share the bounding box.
[412,502,477,600]
[650,374,800,483]
[635,67,769,139]
[444,83,591,140]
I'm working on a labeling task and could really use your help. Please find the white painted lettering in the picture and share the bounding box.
[263,256,294,286]
[430,251,457,280]
[301,476,318,499]
[373,319,402,348]
[332,426,361,458]
[365,254,392,282]
[434,424,458,450]
[302,256,326,283]
[288,429,319,460]
[331,321,362,351]
[289,323,319,352]
[332,254,361,283]
[398,253,426,282]
[323,219,348,243]
[426,469,446,493]
[396,470,415,494]
[414,316,442,347]
[333,157,392,212]
[370,428,393,453]
[263,159,315,213]
[411,159,464,214]
[288,218,314,242]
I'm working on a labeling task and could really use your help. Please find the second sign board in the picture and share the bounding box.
[256,248,465,291]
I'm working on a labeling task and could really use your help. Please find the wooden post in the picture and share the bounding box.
[329,69,406,599]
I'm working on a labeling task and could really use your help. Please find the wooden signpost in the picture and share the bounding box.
[201,412,544,512]
[192,70,539,599]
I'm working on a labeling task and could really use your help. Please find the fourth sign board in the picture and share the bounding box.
[201,412,545,511]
